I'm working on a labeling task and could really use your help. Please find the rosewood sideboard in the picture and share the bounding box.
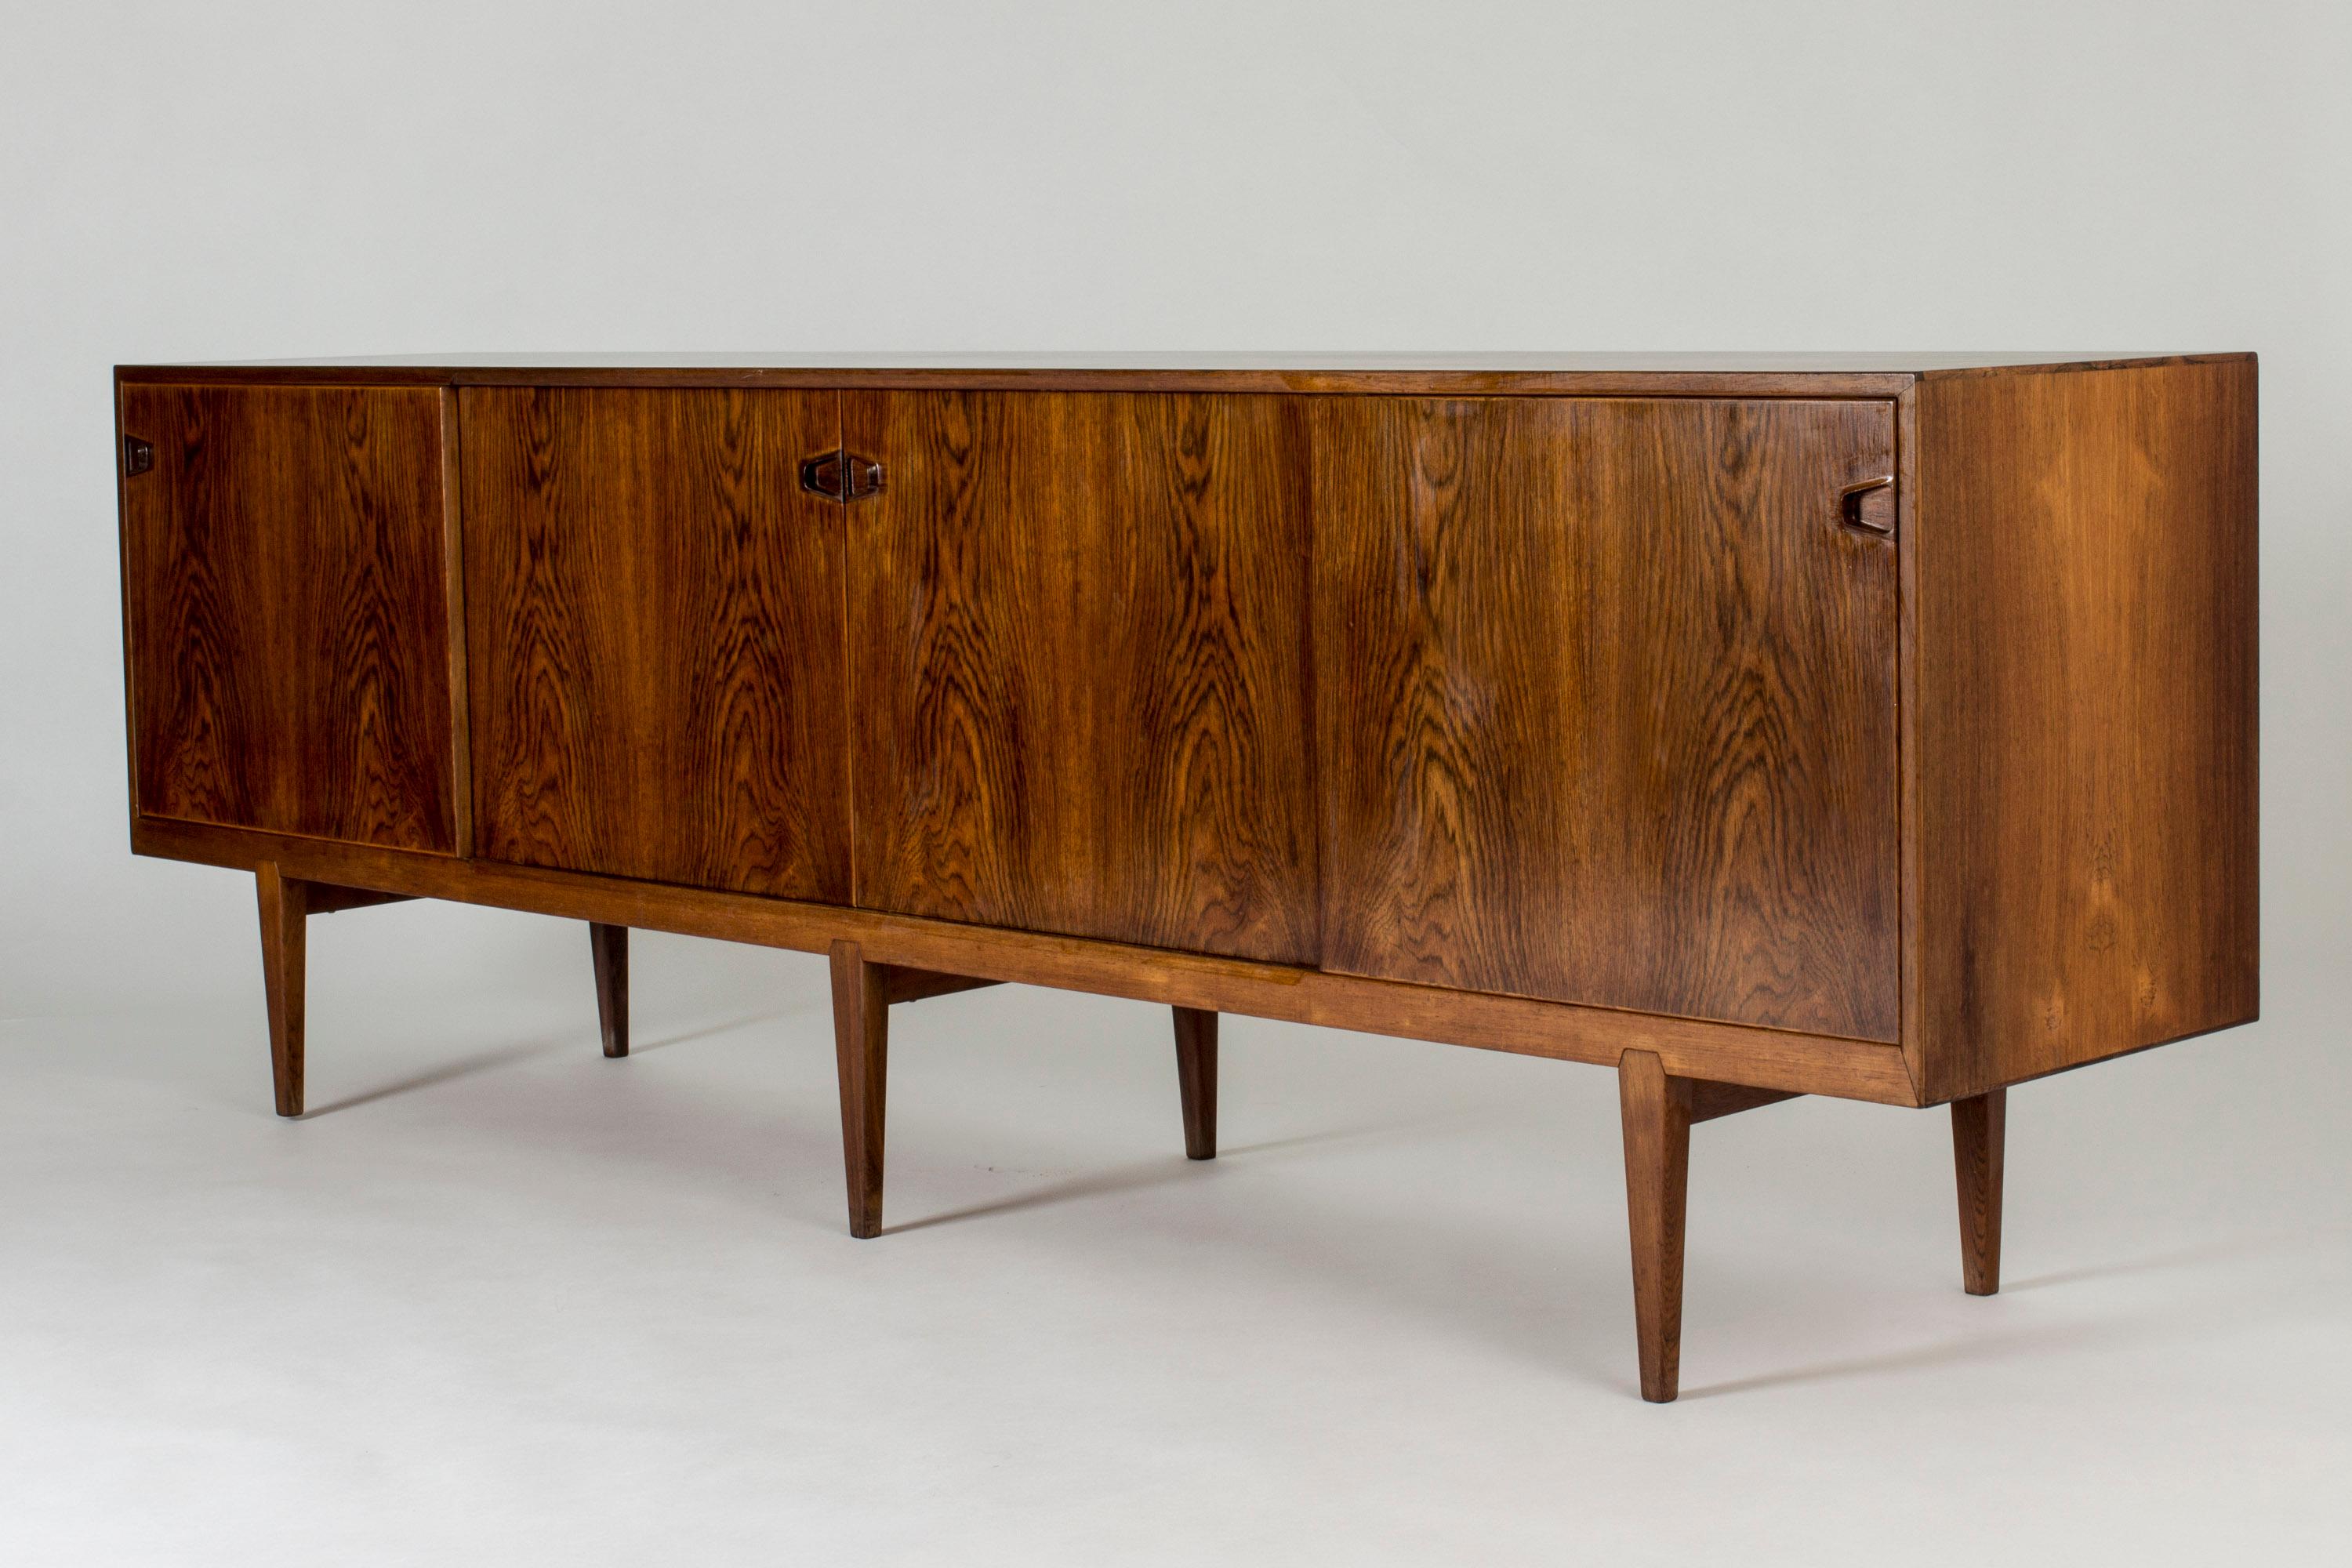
[112,354,2258,1400]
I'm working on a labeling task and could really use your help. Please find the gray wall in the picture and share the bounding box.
[5,0,2343,1029]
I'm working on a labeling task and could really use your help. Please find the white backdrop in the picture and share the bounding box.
[4,4,2349,1563]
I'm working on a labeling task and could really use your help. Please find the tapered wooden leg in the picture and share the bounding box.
[1173,1006,1218,1160]
[829,938,889,1239]
[1619,1049,1692,1403]
[1952,1087,2007,1295]
[255,863,310,1119]
[590,923,629,1058]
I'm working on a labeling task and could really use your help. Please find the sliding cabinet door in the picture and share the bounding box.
[120,382,463,852]
[463,388,851,900]
[842,391,1318,963]
[1315,396,1901,1040]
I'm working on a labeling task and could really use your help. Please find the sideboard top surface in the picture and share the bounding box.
[114,352,2249,396]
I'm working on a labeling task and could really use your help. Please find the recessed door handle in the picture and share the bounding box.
[1840,475,1896,535]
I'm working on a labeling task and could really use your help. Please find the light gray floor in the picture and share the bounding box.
[4,909,2345,1565]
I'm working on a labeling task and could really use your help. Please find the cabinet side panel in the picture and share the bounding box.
[120,383,459,853]
[1911,359,2258,1100]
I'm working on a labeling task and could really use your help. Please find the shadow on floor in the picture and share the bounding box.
[883,1116,1457,1236]
[307,1009,793,1115]
[626,1011,792,1055]
[2002,1233,2294,1293]
[303,1042,557,1118]
[1683,1233,2303,1399]
[1682,1321,2120,1399]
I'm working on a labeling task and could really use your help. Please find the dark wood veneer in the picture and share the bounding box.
[1907,359,2259,1100]
[461,387,853,899]
[140,813,1909,1102]
[1316,396,1900,1040]
[1173,1006,1219,1161]
[844,391,1318,963]
[828,939,890,1239]
[255,864,309,1117]
[590,923,629,1058]
[120,383,461,852]
[114,354,2258,1403]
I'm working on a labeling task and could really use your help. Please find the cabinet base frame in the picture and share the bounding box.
[149,816,1916,1104]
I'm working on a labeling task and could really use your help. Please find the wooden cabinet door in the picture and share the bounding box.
[119,383,462,853]
[843,392,1318,963]
[462,388,851,900]
[1316,397,1900,1040]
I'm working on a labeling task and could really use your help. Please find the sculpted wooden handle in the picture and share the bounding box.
[799,448,844,498]
[799,448,884,503]
[1839,474,1896,534]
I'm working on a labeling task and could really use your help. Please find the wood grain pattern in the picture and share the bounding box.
[1909,358,2259,1100]
[138,815,1918,1102]
[437,390,474,855]
[590,923,629,1058]
[117,354,2266,1404]
[255,863,309,1117]
[121,383,459,851]
[844,391,1317,962]
[1173,1006,1218,1160]
[1951,1088,2005,1294]
[1317,397,1901,1040]
[461,388,851,899]
[1617,1051,1806,1399]
[1618,1049,1692,1402]
[829,938,889,1239]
